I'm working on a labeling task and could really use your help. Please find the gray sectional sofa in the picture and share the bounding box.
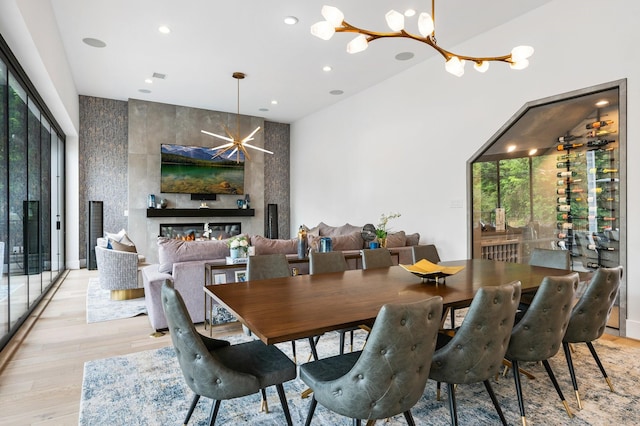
[142,222,422,331]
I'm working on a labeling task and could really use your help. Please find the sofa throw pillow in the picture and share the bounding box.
[251,235,297,255]
[385,231,407,248]
[111,240,137,253]
[405,232,420,246]
[158,237,231,274]
[318,222,363,237]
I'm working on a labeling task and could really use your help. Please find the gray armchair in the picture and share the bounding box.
[94,245,143,300]
[505,273,578,425]
[360,248,393,270]
[161,280,296,425]
[429,281,522,426]
[300,296,443,425]
[562,265,623,409]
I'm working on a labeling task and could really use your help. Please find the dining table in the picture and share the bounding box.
[204,258,583,346]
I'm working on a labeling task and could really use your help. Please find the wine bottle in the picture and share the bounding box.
[588,244,615,251]
[586,139,615,148]
[557,134,581,143]
[585,129,616,138]
[557,212,570,220]
[557,204,571,212]
[589,167,618,174]
[595,178,619,183]
[557,170,577,178]
[557,153,585,161]
[557,142,585,151]
[557,178,582,186]
[557,187,584,195]
[588,215,616,221]
[588,195,619,203]
[556,161,583,168]
[557,222,573,230]
[586,120,613,130]
[557,232,568,239]
[587,261,600,268]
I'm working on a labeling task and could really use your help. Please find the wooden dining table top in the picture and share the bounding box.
[204,258,580,345]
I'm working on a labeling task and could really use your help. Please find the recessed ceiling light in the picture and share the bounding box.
[507,145,517,153]
[259,108,269,112]
[596,100,609,107]
[144,78,153,84]
[395,52,414,61]
[323,65,333,72]
[138,89,152,94]
[271,100,278,105]
[82,37,106,48]
[529,148,538,155]
[158,25,171,34]
[330,90,344,95]
[404,9,416,17]
[284,16,298,25]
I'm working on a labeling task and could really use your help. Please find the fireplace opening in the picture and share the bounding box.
[159,222,241,240]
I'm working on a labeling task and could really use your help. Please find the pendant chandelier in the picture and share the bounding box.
[311,1,534,77]
[201,72,273,162]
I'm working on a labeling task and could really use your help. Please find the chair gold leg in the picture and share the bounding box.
[575,390,583,410]
[605,376,615,392]
[260,399,269,413]
[365,420,377,426]
[301,388,314,399]
[521,416,527,426]
[562,399,574,418]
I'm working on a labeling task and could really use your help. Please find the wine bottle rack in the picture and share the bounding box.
[555,116,620,270]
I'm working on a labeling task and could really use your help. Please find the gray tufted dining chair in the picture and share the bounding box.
[360,248,393,270]
[299,297,443,426]
[247,253,320,363]
[505,272,578,425]
[562,265,623,409]
[309,250,361,354]
[161,280,296,425]
[411,244,441,264]
[429,281,522,426]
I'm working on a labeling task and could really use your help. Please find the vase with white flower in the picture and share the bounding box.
[375,212,401,248]
[227,235,250,259]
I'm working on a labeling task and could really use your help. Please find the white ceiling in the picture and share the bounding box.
[50,0,552,124]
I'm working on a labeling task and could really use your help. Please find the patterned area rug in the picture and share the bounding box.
[86,277,147,324]
[79,331,640,425]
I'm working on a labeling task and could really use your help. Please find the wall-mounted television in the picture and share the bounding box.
[160,144,245,195]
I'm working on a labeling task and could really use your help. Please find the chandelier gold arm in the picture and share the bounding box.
[335,21,513,64]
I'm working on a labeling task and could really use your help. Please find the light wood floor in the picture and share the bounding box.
[0,268,638,425]
[0,268,241,426]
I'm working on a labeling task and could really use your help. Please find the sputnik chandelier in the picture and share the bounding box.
[201,72,273,162]
[311,1,534,77]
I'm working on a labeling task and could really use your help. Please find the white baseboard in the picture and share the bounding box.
[625,319,640,340]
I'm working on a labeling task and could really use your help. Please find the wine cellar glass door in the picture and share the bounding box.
[468,79,626,336]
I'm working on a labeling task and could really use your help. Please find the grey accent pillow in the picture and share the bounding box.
[308,231,364,251]
[405,233,421,246]
[251,235,297,255]
[385,231,407,248]
[111,240,137,253]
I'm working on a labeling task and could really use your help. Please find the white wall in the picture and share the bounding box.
[291,0,640,338]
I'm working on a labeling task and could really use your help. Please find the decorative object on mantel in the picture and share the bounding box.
[375,212,401,248]
[310,1,534,77]
[198,201,209,209]
[201,72,274,162]
[227,235,250,259]
[157,198,168,209]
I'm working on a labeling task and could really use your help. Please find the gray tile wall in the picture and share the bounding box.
[78,96,290,265]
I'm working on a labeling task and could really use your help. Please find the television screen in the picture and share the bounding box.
[160,144,245,195]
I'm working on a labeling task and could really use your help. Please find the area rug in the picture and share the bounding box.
[86,277,147,324]
[79,331,640,425]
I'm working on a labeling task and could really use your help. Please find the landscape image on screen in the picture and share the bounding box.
[160,144,245,195]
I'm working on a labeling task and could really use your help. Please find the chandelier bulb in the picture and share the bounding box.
[445,56,465,77]
[417,12,434,37]
[510,58,530,70]
[511,45,535,61]
[474,61,489,73]
[346,34,369,54]
[385,10,405,31]
[321,5,344,27]
[311,21,336,40]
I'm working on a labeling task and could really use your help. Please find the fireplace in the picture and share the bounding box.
[159,222,241,240]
